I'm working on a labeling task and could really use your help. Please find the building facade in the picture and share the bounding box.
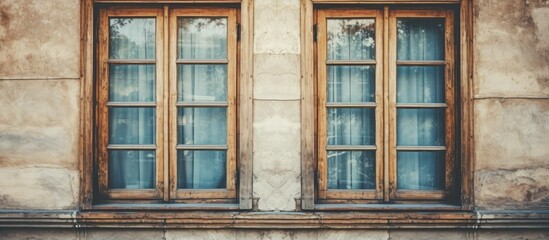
[0,0,548,239]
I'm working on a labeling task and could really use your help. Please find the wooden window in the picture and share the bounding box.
[96,6,239,203]
[315,7,456,203]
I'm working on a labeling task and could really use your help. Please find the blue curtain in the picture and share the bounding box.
[396,18,446,190]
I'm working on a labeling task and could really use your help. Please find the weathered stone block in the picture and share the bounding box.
[236,230,318,240]
[0,0,80,79]
[254,0,300,54]
[254,53,301,100]
[475,99,549,170]
[166,230,236,240]
[0,80,79,169]
[253,100,301,211]
[320,230,389,240]
[475,167,549,210]
[474,0,549,97]
[0,229,77,240]
[389,230,468,240]
[0,167,78,209]
[477,230,549,240]
[85,229,164,240]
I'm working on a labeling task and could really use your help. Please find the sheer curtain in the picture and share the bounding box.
[326,19,376,189]
[396,18,446,190]
[177,18,228,189]
[108,18,156,189]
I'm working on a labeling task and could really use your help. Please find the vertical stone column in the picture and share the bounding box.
[252,0,302,211]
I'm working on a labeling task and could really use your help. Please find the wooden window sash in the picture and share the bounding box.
[316,8,456,203]
[97,7,237,202]
[388,9,455,201]
[168,8,238,200]
[317,9,385,201]
[97,8,166,200]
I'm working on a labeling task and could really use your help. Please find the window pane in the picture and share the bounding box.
[178,64,227,102]
[109,107,155,144]
[109,18,155,59]
[109,150,156,189]
[178,150,227,189]
[328,108,375,146]
[397,18,445,61]
[397,108,445,146]
[397,151,444,190]
[178,107,227,145]
[327,19,375,60]
[397,66,445,103]
[178,18,227,59]
[328,66,375,103]
[328,151,375,189]
[109,64,155,102]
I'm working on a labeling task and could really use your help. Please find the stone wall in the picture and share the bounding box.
[0,0,548,238]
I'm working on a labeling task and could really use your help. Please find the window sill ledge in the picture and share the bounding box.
[1,210,548,229]
[91,203,240,211]
[313,203,463,211]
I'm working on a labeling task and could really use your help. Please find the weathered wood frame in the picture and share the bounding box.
[301,0,474,210]
[80,0,254,209]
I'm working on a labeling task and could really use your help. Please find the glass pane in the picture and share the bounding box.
[178,18,227,59]
[109,150,156,189]
[397,18,445,61]
[327,151,375,189]
[327,19,375,60]
[397,151,444,190]
[109,64,155,102]
[109,18,155,59]
[178,64,227,102]
[178,107,227,145]
[178,150,227,189]
[328,66,375,103]
[328,108,375,146]
[397,66,444,104]
[397,108,445,146]
[109,107,155,144]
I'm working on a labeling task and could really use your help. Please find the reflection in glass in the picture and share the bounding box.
[397,66,445,103]
[178,18,227,59]
[328,108,375,146]
[178,64,227,102]
[397,108,445,146]
[178,150,227,189]
[109,18,155,59]
[109,150,155,189]
[109,107,155,144]
[109,65,155,102]
[397,151,444,190]
[328,66,375,103]
[328,151,375,189]
[327,19,375,60]
[397,18,445,61]
[178,107,227,145]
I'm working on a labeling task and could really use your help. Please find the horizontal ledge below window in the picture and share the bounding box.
[2,210,549,229]
[176,102,228,107]
[92,203,239,211]
[176,59,229,64]
[326,60,376,65]
[314,203,461,211]
[326,102,376,108]
[107,102,156,107]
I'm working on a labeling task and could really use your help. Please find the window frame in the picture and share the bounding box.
[80,0,254,210]
[301,0,474,210]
